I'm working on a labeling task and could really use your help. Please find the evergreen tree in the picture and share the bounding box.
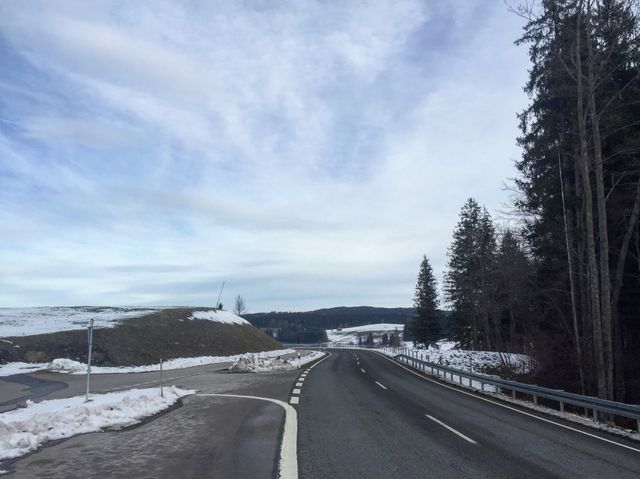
[444,199,497,349]
[409,256,441,348]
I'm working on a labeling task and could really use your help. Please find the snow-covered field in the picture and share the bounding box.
[0,386,194,462]
[326,323,404,344]
[0,349,298,377]
[0,306,163,337]
[229,351,325,372]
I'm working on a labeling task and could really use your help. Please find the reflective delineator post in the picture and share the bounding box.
[160,358,164,398]
[85,318,94,403]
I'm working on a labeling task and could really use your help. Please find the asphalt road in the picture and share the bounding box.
[297,349,640,479]
[1,353,310,478]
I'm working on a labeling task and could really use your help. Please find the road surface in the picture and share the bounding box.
[297,349,640,479]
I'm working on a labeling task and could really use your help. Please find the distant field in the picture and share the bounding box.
[326,323,405,344]
[0,306,165,337]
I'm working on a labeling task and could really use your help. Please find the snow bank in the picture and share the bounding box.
[188,310,249,325]
[380,343,534,375]
[229,351,324,373]
[0,349,296,377]
[0,387,194,461]
[0,307,162,337]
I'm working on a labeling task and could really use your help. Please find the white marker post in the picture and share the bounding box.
[160,358,164,398]
[85,318,94,403]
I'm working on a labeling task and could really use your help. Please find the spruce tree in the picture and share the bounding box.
[410,256,440,348]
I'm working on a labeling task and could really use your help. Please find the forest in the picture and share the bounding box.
[414,0,640,403]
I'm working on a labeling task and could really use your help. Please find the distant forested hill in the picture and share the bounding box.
[244,306,414,331]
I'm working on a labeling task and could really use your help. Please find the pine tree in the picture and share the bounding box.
[444,198,498,349]
[410,256,441,348]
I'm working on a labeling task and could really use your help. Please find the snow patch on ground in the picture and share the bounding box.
[229,351,324,372]
[0,386,194,461]
[0,306,163,337]
[0,349,296,377]
[381,343,534,374]
[188,310,248,325]
[327,323,404,344]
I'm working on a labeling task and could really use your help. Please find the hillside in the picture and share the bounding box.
[245,306,414,330]
[0,308,282,366]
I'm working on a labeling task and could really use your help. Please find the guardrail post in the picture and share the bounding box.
[533,395,538,406]
[459,374,462,385]
[512,389,516,400]
[560,402,564,413]
[480,381,484,392]
[637,418,640,433]
[593,409,598,422]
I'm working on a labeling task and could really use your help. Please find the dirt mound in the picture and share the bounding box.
[0,308,282,366]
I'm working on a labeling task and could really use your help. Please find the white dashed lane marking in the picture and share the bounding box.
[426,414,477,444]
[375,381,387,390]
[290,397,299,405]
[292,388,301,394]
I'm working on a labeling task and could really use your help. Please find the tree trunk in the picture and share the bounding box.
[575,4,607,399]
[611,180,640,400]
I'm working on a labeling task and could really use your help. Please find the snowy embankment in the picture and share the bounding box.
[229,351,325,372]
[0,387,194,462]
[387,343,534,375]
[0,349,297,377]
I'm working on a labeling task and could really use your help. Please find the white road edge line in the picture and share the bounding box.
[373,352,640,454]
[196,393,298,479]
[375,381,387,390]
[426,414,477,444]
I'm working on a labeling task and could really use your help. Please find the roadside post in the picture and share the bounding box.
[85,318,94,403]
[160,358,164,398]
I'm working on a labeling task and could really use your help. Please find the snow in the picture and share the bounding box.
[326,323,404,344]
[379,343,534,375]
[229,351,325,372]
[0,386,194,461]
[189,310,249,325]
[0,349,298,377]
[0,306,163,337]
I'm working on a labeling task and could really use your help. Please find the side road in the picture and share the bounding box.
[2,352,322,478]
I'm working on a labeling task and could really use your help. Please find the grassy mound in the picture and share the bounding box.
[0,308,283,366]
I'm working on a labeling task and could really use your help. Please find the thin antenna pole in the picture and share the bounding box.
[216,281,226,309]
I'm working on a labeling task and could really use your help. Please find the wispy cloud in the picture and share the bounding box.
[0,0,529,310]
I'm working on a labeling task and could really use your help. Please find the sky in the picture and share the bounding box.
[0,0,531,312]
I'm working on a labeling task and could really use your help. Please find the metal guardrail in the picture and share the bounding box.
[290,343,640,431]
[395,352,640,431]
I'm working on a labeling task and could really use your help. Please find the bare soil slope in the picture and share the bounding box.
[0,308,283,366]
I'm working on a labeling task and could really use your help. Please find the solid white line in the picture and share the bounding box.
[372,352,640,454]
[360,368,366,373]
[292,388,301,394]
[196,393,297,479]
[375,381,387,390]
[426,414,477,444]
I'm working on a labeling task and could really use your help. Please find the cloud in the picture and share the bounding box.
[0,0,529,310]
